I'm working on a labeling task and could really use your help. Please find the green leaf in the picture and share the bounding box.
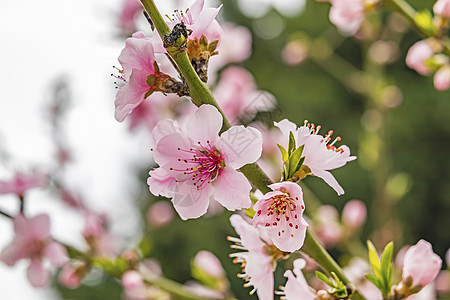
[367,240,381,278]
[288,145,304,178]
[245,207,256,218]
[315,271,336,288]
[380,242,394,292]
[277,144,289,162]
[415,10,437,35]
[366,274,383,292]
[288,131,296,154]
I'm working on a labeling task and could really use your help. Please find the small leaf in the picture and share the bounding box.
[367,240,381,278]
[365,274,383,292]
[288,131,296,154]
[380,242,394,292]
[315,271,335,288]
[245,207,256,218]
[288,145,304,178]
[277,144,289,162]
[415,10,437,35]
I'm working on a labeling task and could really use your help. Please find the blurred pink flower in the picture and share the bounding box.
[146,201,174,227]
[315,205,342,248]
[434,0,450,17]
[342,199,366,228]
[122,270,149,300]
[58,261,86,289]
[82,212,118,257]
[193,250,225,278]
[0,214,68,287]
[253,182,308,252]
[406,40,434,75]
[433,65,450,91]
[148,105,262,220]
[0,172,47,197]
[213,67,276,123]
[280,259,316,300]
[435,270,450,295]
[275,119,356,195]
[119,0,142,35]
[329,0,365,35]
[229,214,275,300]
[402,239,442,288]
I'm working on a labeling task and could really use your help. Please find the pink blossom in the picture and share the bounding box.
[434,65,450,91]
[213,67,275,123]
[253,182,308,252]
[274,119,356,195]
[147,105,262,220]
[119,0,142,35]
[406,40,434,75]
[314,205,342,248]
[329,0,365,35]
[342,199,367,228]
[0,214,68,287]
[122,271,148,300]
[402,239,442,288]
[434,0,450,17]
[279,259,316,300]
[82,212,118,257]
[0,172,47,197]
[193,250,225,278]
[146,201,174,227]
[435,270,450,294]
[228,214,275,300]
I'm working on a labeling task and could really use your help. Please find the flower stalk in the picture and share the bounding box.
[140,0,366,298]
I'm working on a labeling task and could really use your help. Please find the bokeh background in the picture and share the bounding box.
[0,0,448,299]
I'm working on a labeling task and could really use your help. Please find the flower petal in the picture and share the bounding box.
[27,259,51,287]
[118,33,155,80]
[216,126,262,169]
[311,168,345,195]
[147,168,176,198]
[44,242,68,267]
[229,215,266,252]
[169,182,212,220]
[213,167,251,210]
[114,68,150,122]
[246,253,274,300]
[152,119,180,145]
[185,104,222,143]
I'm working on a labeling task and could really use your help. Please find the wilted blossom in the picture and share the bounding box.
[342,199,367,228]
[434,65,450,91]
[434,0,450,17]
[0,172,47,197]
[253,182,308,252]
[277,259,316,300]
[0,214,68,287]
[147,105,262,220]
[402,239,442,288]
[213,66,276,123]
[329,0,366,35]
[193,250,225,278]
[275,119,356,195]
[119,0,142,35]
[228,214,282,300]
[406,40,434,75]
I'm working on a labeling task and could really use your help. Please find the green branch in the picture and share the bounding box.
[140,0,366,299]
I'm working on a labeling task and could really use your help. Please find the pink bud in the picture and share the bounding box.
[433,65,450,91]
[342,199,366,228]
[193,251,225,278]
[122,271,145,290]
[406,40,434,75]
[59,263,83,289]
[402,239,442,288]
[146,201,174,228]
[434,0,450,17]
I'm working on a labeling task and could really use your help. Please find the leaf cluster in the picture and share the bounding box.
[278,131,305,181]
[365,241,394,298]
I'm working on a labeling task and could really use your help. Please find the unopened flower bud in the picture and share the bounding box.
[342,199,366,228]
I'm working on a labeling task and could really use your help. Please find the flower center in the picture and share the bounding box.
[172,141,225,190]
[168,9,194,25]
[304,120,345,154]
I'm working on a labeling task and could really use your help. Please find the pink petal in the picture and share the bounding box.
[189,0,205,19]
[403,240,442,287]
[246,253,274,300]
[213,167,252,210]
[114,68,150,122]
[169,182,212,220]
[311,169,345,195]
[152,119,180,145]
[153,133,195,168]
[0,243,23,266]
[118,33,155,80]
[185,105,222,144]
[27,259,51,287]
[147,168,176,198]
[274,119,298,146]
[283,270,316,300]
[44,242,68,267]
[433,65,450,91]
[229,215,265,253]
[216,125,262,169]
